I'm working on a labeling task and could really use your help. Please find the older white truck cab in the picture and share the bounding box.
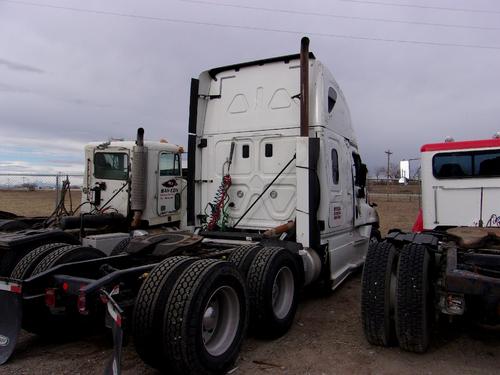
[81,133,185,227]
[419,138,500,229]
[362,136,500,354]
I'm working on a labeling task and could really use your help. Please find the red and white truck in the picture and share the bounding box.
[362,136,500,352]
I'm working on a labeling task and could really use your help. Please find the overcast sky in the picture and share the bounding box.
[1,0,499,176]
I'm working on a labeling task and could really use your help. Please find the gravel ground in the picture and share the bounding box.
[1,192,498,374]
[2,272,498,375]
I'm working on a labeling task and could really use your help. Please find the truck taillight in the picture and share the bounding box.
[45,288,56,308]
[77,292,88,315]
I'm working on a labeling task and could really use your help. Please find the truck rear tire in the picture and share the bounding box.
[247,247,301,338]
[361,240,398,346]
[10,242,69,280]
[23,245,106,335]
[161,259,248,375]
[31,245,105,276]
[133,256,196,368]
[395,243,431,353]
[227,244,262,277]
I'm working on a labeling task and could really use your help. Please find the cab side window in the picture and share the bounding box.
[160,152,180,176]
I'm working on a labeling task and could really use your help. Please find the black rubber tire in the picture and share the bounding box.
[110,237,131,255]
[395,243,431,353]
[247,247,301,338]
[10,242,69,280]
[361,240,398,347]
[133,256,196,368]
[227,244,262,277]
[161,259,248,375]
[31,245,105,276]
[23,245,106,335]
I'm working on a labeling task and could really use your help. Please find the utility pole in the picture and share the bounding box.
[385,150,393,200]
[385,150,393,179]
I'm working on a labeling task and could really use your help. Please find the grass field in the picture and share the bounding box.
[0,188,419,235]
[0,190,83,217]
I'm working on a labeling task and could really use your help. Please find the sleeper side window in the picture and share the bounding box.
[265,143,273,158]
[242,144,250,159]
[331,149,339,184]
[328,87,337,113]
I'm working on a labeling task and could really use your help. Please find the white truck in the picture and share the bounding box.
[362,136,500,353]
[0,131,185,277]
[0,38,379,374]
[81,133,185,228]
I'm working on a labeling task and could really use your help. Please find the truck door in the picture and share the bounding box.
[326,137,348,231]
[92,151,130,216]
[351,151,368,227]
[157,152,182,215]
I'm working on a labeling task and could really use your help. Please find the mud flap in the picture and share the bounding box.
[0,280,22,365]
[102,290,123,375]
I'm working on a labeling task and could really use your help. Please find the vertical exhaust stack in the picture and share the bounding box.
[131,128,148,228]
[296,37,321,284]
[300,36,310,137]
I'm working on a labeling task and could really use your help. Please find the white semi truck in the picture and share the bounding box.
[0,131,185,277]
[0,38,379,374]
[362,136,500,353]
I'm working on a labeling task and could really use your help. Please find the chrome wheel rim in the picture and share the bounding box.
[272,266,294,319]
[202,286,240,356]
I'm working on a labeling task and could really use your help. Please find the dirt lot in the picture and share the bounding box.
[2,272,499,375]
[1,190,499,374]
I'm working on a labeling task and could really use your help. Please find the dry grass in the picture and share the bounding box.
[1,189,419,236]
[0,190,82,217]
[371,198,420,235]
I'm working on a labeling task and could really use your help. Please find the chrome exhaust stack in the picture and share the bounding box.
[131,128,148,228]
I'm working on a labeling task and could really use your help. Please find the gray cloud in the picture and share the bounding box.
[0,0,499,174]
[0,58,44,74]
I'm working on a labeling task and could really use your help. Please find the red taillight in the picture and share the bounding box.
[45,288,56,308]
[77,292,88,315]
[62,282,69,292]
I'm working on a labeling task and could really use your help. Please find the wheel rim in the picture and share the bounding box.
[202,286,240,356]
[272,266,295,319]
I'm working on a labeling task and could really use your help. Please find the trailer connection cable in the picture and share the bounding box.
[206,174,232,231]
[206,141,236,231]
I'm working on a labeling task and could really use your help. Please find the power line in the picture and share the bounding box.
[338,0,500,15]
[2,0,500,51]
[180,0,500,31]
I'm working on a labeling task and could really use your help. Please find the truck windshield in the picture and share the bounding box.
[433,150,500,179]
[159,152,180,176]
[94,152,129,180]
